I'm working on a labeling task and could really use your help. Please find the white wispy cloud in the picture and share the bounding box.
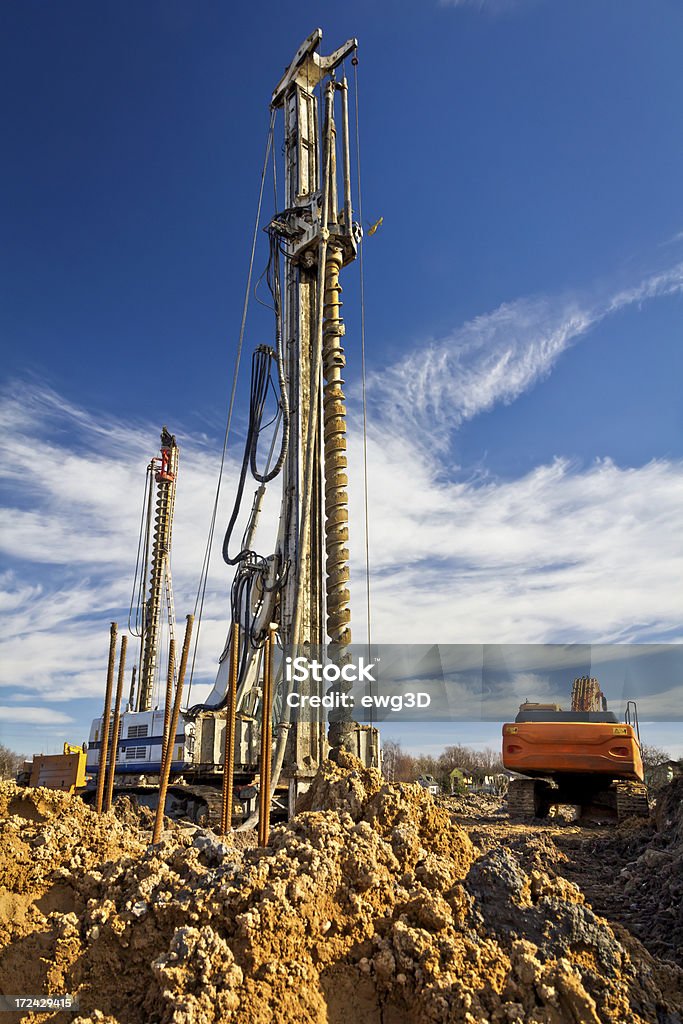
[2,396,681,708]
[0,383,277,709]
[1,261,682,745]
[348,443,683,645]
[0,706,74,725]
[368,263,683,451]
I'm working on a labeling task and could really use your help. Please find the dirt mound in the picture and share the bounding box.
[655,775,683,837]
[1,766,682,1023]
[441,791,506,820]
[556,777,683,965]
[110,795,156,830]
[0,781,145,1021]
[611,777,683,963]
[0,782,143,895]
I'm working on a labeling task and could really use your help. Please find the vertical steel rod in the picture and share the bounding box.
[339,77,353,233]
[160,637,176,776]
[221,623,240,835]
[95,622,118,814]
[128,664,137,712]
[152,614,194,844]
[258,628,275,847]
[104,634,127,813]
[290,80,334,651]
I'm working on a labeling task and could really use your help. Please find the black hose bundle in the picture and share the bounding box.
[222,229,290,568]
[191,229,290,715]
[222,342,287,565]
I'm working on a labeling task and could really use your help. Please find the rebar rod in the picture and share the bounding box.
[160,637,176,776]
[104,634,127,813]
[221,622,240,835]
[95,622,118,814]
[152,614,193,844]
[258,628,275,846]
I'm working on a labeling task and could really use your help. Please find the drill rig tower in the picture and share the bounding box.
[207,28,378,805]
[137,427,178,713]
[273,29,366,759]
[192,29,379,811]
[88,31,378,823]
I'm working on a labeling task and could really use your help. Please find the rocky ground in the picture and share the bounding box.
[0,760,681,1024]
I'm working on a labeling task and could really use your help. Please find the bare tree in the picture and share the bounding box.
[438,745,478,773]
[474,747,505,773]
[641,745,672,773]
[382,740,509,790]
[640,744,676,791]
[0,743,24,781]
[381,740,416,783]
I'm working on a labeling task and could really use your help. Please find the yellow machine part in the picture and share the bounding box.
[28,743,88,793]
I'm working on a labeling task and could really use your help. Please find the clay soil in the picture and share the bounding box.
[0,758,681,1024]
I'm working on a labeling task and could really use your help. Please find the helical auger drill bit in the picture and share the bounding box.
[322,243,355,755]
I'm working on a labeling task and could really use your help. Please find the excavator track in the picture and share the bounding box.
[615,781,649,821]
[508,779,551,819]
[168,785,225,828]
[93,782,228,829]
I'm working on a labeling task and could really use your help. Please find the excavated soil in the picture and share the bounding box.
[0,758,682,1024]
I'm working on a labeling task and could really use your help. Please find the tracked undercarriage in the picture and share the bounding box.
[82,779,288,829]
[507,776,649,822]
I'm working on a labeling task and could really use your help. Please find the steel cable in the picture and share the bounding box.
[186,110,276,705]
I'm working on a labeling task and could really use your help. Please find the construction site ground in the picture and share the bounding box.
[0,757,681,1024]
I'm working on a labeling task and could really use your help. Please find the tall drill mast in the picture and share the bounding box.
[137,427,178,712]
[198,31,377,811]
[271,29,360,757]
[88,35,377,825]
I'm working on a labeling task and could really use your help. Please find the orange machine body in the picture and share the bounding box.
[502,721,644,781]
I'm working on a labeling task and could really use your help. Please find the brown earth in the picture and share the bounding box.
[0,758,681,1024]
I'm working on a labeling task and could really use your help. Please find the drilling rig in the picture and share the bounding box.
[87,29,379,825]
[136,426,178,717]
[503,676,648,820]
[85,430,188,795]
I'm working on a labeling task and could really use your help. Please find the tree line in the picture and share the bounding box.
[381,740,507,791]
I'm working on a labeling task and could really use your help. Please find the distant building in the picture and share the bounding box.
[452,768,513,796]
[449,767,473,793]
[417,774,440,795]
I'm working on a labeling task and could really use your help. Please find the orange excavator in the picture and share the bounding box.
[502,676,648,820]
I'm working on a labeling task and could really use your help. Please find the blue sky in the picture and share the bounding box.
[1,1,682,758]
